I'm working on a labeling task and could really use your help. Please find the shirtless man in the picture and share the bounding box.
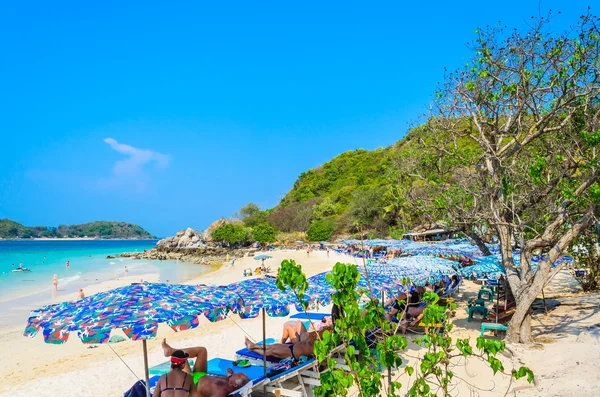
[245,333,316,361]
[161,339,249,397]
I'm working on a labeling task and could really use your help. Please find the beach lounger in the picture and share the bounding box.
[290,312,329,321]
[266,358,320,397]
[235,338,289,367]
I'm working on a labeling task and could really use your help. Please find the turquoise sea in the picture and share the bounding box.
[0,240,209,325]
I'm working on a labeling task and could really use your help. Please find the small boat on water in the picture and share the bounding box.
[12,268,32,273]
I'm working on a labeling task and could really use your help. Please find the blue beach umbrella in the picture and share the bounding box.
[24,282,239,396]
[225,276,313,318]
[460,253,574,279]
[254,255,273,260]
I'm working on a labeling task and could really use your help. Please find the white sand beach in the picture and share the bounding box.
[0,250,598,397]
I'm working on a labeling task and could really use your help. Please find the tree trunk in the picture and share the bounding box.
[464,228,493,256]
[506,294,535,343]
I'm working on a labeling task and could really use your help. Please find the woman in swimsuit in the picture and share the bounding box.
[153,350,195,397]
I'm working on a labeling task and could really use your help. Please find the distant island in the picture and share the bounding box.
[0,219,156,240]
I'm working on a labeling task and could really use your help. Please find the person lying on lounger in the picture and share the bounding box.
[244,333,318,361]
[160,339,249,397]
[384,292,408,322]
[280,316,334,344]
[398,292,427,335]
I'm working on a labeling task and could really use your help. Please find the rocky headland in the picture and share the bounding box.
[117,221,256,265]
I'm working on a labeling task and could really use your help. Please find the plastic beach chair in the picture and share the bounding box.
[480,322,508,337]
[266,358,320,397]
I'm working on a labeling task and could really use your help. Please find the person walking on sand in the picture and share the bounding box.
[326,247,330,258]
[78,288,85,299]
[306,247,310,258]
[52,274,58,292]
[124,265,128,276]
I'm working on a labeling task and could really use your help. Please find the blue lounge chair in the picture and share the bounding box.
[235,338,288,367]
[290,312,329,321]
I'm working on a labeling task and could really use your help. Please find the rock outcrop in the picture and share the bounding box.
[156,227,208,250]
[201,218,228,242]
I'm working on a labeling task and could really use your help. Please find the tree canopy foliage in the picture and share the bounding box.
[0,219,155,239]
[211,223,250,246]
[251,223,278,244]
[237,203,268,228]
[402,11,600,343]
[306,219,335,242]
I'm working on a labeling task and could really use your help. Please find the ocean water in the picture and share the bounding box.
[0,241,209,324]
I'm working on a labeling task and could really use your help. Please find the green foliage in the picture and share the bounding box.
[276,259,309,310]
[0,219,155,239]
[311,197,338,220]
[251,223,277,244]
[238,203,268,228]
[211,223,250,246]
[306,219,335,242]
[277,260,534,396]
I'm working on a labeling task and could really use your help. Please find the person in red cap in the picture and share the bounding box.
[159,339,250,397]
[153,347,194,396]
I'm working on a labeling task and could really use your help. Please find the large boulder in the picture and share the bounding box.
[156,227,207,250]
[202,218,228,242]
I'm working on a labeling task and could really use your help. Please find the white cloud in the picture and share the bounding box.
[99,138,169,191]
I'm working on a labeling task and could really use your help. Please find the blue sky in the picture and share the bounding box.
[0,1,585,237]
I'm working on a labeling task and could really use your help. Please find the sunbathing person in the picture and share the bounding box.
[384,293,408,322]
[245,334,316,361]
[399,293,427,335]
[160,339,249,397]
[281,316,334,344]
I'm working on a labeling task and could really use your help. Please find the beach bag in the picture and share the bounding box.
[124,380,147,397]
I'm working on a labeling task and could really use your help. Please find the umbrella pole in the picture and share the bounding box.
[541,288,547,313]
[143,340,150,397]
[262,307,267,396]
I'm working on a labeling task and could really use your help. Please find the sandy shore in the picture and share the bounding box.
[0,250,598,397]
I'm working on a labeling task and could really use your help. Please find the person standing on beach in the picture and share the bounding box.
[326,247,330,258]
[52,274,58,292]
[78,288,85,299]
[124,265,128,276]
[306,247,310,258]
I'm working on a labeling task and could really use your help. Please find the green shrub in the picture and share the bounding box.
[306,219,335,242]
[211,224,250,245]
[251,223,278,244]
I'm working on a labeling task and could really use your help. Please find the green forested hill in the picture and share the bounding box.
[265,127,432,238]
[0,219,156,239]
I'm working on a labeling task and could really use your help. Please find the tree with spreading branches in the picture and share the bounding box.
[410,10,600,343]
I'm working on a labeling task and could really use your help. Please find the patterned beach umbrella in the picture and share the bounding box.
[367,256,458,286]
[24,283,237,345]
[225,276,312,318]
[460,253,574,279]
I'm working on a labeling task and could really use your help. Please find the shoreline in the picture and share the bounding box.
[0,256,218,326]
[0,250,598,397]
[0,238,159,241]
